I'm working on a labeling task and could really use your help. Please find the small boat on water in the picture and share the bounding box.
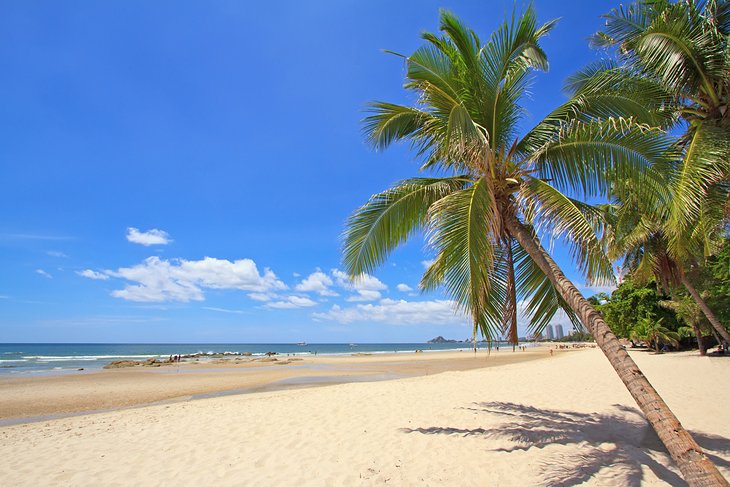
[296,342,306,346]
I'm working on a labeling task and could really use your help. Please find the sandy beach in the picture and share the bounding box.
[0,347,549,421]
[1,347,728,486]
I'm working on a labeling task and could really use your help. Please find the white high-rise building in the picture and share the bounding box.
[555,324,565,339]
[545,325,554,340]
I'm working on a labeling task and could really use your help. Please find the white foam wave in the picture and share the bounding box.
[24,355,159,360]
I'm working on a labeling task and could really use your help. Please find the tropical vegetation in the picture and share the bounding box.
[342,5,728,485]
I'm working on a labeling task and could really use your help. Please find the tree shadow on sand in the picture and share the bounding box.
[401,402,730,486]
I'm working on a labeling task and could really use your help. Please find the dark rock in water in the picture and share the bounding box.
[78,368,84,371]
[265,351,278,356]
[242,352,252,356]
[427,336,458,343]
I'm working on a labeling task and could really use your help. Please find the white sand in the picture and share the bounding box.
[1,348,728,486]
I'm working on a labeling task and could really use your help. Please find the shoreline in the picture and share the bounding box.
[0,346,562,423]
[0,342,538,377]
[1,348,726,485]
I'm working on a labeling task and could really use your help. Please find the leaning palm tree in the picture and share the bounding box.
[343,9,727,485]
[592,0,730,252]
[603,191,730,343]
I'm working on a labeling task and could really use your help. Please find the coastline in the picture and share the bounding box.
[0,346,556,422]
[1,348,727,486]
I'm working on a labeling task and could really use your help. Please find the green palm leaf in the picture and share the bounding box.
[343,177,466,276]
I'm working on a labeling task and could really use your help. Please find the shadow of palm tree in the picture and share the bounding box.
[401,402,730,486]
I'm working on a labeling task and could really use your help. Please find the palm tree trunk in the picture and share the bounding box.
[691,322,707,356]
[506,216,728,486]
[681,275,730,344]
[504,240,519,349]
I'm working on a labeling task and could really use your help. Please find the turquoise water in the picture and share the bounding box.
[0,342,515,375]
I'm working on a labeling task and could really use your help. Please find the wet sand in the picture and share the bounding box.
[0,347,551,421]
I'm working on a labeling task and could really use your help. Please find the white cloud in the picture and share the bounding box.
[421,259,435,269]
[312,298,467,326]
[77,269,110,281]
[295,271,338,296]
[46,250,67,258]
[126,227,172,246]
[35,269,52,279]
[107,256,286,302]
[248,292,275,302]
[346,290,383,302]
[332,269,387,302]
[396,283,413,292]
[202,307,246,314]
[265,296,317,309]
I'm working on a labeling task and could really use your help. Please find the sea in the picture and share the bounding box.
[0,342,518,375]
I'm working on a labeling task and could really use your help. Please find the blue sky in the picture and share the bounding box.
[0,0,619,343]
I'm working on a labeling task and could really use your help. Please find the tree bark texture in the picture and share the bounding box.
[506,216,728,487]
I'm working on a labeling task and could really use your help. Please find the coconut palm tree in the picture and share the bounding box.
[631,316,681,353]
[342,9,727,485]
[603,193,730,343]
[592,0,730,252]
[661,295,710,355]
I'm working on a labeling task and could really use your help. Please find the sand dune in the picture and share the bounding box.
[1,348,727,486]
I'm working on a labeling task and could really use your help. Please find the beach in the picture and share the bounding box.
[0,347,547,421]
[1,347,728,486]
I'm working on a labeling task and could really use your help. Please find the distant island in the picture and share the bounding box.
[427,336,534,344]
[427,336,481,344]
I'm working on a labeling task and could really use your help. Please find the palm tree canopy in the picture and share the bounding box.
[343,7,674,341]
[592,0,730,248]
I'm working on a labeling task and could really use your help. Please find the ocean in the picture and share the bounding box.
[0,342,518,375]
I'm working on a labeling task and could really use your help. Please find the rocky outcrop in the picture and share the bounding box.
[103,360,142,369]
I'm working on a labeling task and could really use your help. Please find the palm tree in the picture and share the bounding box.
[632,316,681,353]
[661,296,709,355]
[343,9,727,485]
[592,0,730,256]
[603,193,730,344]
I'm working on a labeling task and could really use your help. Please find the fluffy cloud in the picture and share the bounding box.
[265,296,317,309]
[396,283,413,292]
[332,269,387,302]
[46,251,68,258]
[106,256,286,302]
[295,271,338,296]
[77,269,110,280]
[312,298,467,326]
[126,227,171,246]
[35,269,52,279]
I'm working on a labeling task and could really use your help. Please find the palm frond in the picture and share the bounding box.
[529,117,675,200]
[343,177,467,277]
[425,177,498,317]
[519,177,615,285]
